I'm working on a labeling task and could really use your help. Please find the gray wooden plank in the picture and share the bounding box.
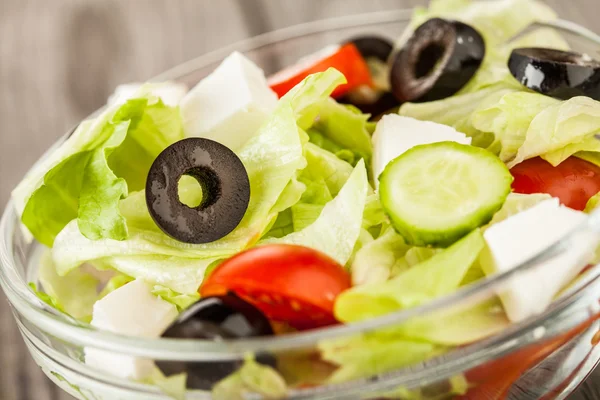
[0,1,599,399]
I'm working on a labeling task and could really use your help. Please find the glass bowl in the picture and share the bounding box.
[3,8,600,400]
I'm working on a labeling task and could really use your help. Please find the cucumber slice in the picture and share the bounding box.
[379,141,512,247]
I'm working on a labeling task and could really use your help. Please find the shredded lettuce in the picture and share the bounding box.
[301,143,354,196]
[263,160,369,266]
[151,285,199,312]
[19,97,183,246]
[212,357,287,400]
[471,92,560,162]
[393,298,509,346]
[320,334,442,383]
[351,227,409,286]
[309,99,373,166]
[471,94,600,167]
[282,67,346,130]
[335,229,485,322]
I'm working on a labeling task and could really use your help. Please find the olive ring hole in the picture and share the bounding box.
[178,167,221,210]
[415,43,447,79]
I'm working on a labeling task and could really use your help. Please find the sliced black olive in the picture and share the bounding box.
[391,18,485,103]
[156,294,274,389]
[347,35,394,63]
[146,138,250,244]
[508,47,600,101]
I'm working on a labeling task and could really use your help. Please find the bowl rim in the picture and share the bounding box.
[2,6,600,369]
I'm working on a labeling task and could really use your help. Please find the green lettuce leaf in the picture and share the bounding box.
[282,67,346,130]
[335,229,485,322]
[264,209,294,239]
[471,92,560,162]
[37,250,99,321]
[307,129,355,165]
[510,96,600,167]
[212,357,287,400]
[470,93,600,167]
[362,194,385,230]
[319,334,442,383]
[151,285,200,311]
[263,159,369,266]
[392,298,509,346]
[301,143,354,196]
[20,97,184,246]
[351,227,410,286]
[310,99,373,166]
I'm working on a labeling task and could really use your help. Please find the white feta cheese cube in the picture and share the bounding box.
[372,115,472,186]
[85,279,177,380]
[108,82,188,107]
[180,51,278,150]
[481,199,595,322]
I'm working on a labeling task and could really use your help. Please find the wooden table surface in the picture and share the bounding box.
[0,1,598,399]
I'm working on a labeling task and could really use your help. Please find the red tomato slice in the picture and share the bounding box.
[267,43,373,98]
[511,156,600,211]
[200,244,351,330]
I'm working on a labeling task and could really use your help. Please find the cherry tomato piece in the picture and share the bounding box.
[511,156,600,211]
[267,43,373,98]
[200,244,351,330]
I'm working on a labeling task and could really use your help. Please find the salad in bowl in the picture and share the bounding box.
[4,0,600,399]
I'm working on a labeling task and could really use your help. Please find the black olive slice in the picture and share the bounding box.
[391,18,485,103]
[146,138,250,244]
[157,295,274,389]
[347,35,394,63]
[508,47,600,101]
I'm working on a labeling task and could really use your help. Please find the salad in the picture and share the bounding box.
[11,0,600,398]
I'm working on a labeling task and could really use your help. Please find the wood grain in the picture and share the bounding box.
[0,1,598,399]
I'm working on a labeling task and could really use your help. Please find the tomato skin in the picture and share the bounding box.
[200,244,351,330]
[511,157,600,211]
[267,43,373,98]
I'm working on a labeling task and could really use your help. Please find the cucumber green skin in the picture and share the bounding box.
[379,142,513,248]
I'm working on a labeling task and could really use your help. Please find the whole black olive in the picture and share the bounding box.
[508,47,600,101]
[347,35,394,63]
[146,138,250,244]
[391,18,485,103]
[156,295,275,390]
